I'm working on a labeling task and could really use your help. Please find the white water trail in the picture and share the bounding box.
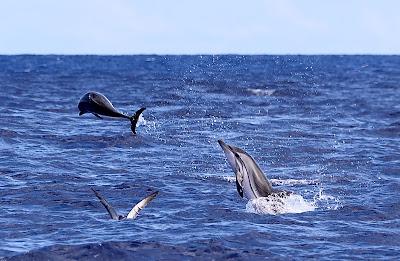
[247,88,276,96]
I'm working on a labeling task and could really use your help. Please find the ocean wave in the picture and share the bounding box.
[3,239,277,260]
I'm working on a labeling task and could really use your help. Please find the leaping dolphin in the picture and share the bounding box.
[218,140,290,200]
[78,91,146,134]
[91,188,159,220]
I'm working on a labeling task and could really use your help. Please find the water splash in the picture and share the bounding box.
[246,193,316,215]
[311,186,342,211]
[245,185,342,215]
[219,176,318,186]
[136,114,158,134]
[136,114,146,127]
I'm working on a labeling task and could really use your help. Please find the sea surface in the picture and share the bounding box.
[0,55,399,260]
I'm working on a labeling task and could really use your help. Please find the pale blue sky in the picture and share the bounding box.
[1,0,399,54]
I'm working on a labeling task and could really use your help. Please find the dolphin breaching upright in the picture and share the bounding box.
[218,140,290,200]
[78,91,146,134]
[91,188,159,220]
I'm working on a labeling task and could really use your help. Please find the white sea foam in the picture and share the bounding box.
[245,186,341,215]
[136,114,158,133]
[246,193,316,215]
[270,178,319,186]
[219,176,318,186]
[247,88,276,96]
[221,176,236,183]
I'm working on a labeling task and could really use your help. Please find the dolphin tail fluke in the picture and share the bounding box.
[126,191,159,219]
[130,107,146,134]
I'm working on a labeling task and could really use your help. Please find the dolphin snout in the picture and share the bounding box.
[218,139,228,148]
[218,139,231,152]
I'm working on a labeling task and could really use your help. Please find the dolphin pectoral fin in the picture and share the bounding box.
[234,156,247,198]
[126,191,158,219]
[93,113,103,119]
[236,178,244,198]
[91,188,119,220]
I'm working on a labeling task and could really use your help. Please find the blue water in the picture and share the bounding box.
[0,55,399,260]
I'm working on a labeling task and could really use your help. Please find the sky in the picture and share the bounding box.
[0,0,399,55]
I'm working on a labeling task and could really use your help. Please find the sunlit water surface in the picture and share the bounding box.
[0,55,399,260]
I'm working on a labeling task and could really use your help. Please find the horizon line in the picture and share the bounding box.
[0,53,399,56]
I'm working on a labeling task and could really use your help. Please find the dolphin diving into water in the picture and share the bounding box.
[78,91,146,134]
[91,188,159,220]
[218,140,291,200]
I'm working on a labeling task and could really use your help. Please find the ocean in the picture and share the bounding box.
[0,55,399,260]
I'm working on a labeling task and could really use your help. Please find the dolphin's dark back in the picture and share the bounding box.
[78,91,146,134]
[78,92,128,118]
